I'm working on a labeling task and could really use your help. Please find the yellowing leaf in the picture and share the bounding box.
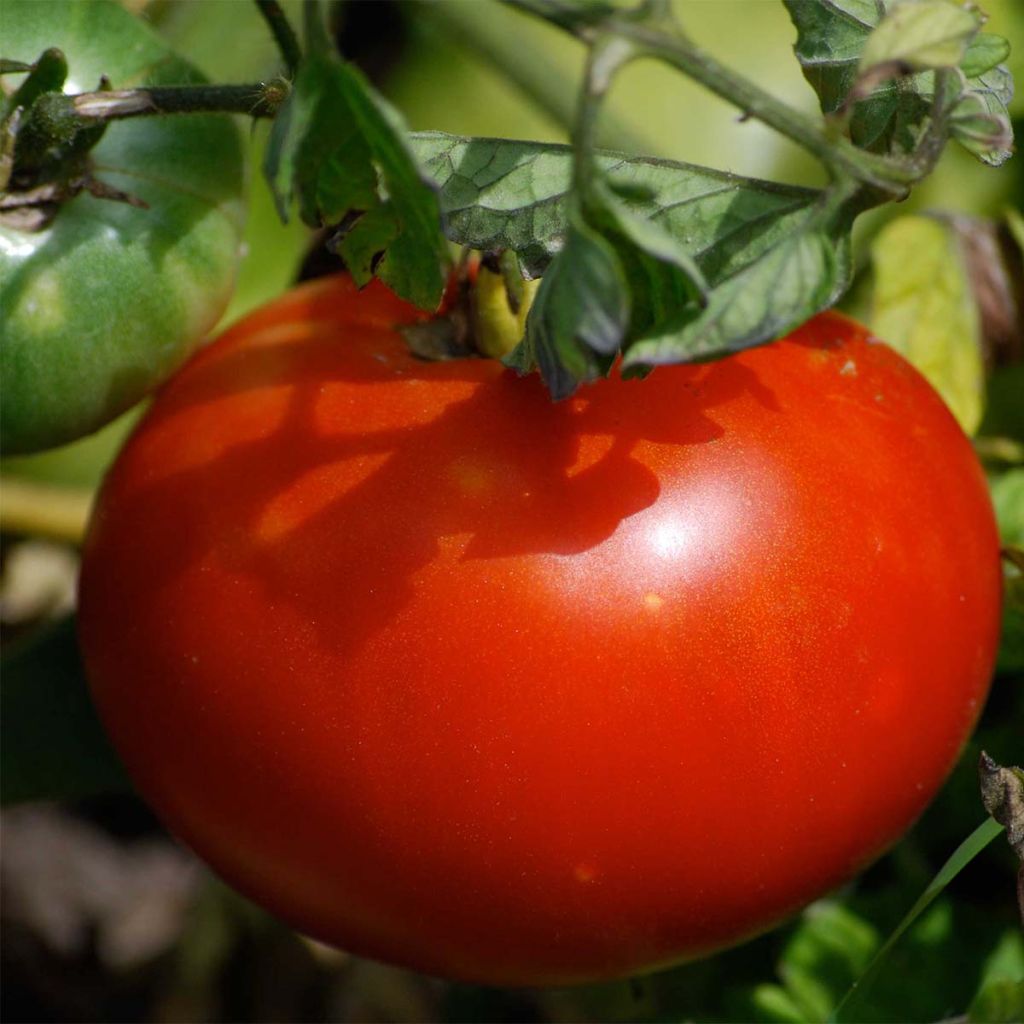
[870,215,984,434]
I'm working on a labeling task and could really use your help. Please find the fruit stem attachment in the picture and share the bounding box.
[473,254,541,359]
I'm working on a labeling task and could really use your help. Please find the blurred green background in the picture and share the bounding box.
[2,2,1022,1022]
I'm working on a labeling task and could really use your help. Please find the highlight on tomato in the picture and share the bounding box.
[77,273,1003,986]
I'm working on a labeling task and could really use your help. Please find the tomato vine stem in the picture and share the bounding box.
[34,82,284,126]
[254,0,302,78]
[504,0,920,198]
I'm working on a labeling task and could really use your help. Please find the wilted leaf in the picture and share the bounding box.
[870,215,984,434]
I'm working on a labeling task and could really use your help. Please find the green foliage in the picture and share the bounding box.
[264,4,448,309]
[0,616,129,804]
[412,133,821,280]
[504,208,625,395]
[753,902,879,1022]
[785,0,1012,166]
[868,214,984,434]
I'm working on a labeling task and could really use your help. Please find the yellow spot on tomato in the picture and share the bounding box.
[449,457,498,495]
[574,862,599,884]
[643,593,664,611]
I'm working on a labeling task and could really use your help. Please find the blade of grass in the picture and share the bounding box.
[830,816,1005,1023]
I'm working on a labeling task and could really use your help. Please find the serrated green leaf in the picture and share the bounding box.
[623,221,849,368]
[869,215,984,434]
[783,0,1010,160]
[784,0,927,153]
[860,0,979,75]
[263,49,447,309]
[961,33,1012,79]
[410,133,822,282]
[508,210,628,398]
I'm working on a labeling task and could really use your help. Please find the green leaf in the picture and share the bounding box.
[1,616,131,805]
[413,133,839,396]
[587,179,707,338]
[750,984,807,1023]
[948,64,1015,166]
[869,215,984,434]
[960,33,1012,79]
[859,0,979,75]
[831,816,1005,1023]
[264,35,448,309]
[784,0,1010,162]
[507,209,628,399]
[411,133,822,282]
[623,219,850,368]
[968,930,1024,1024]
[970,979,1024,1024]
[785,0,927,153]
[999,566,1024,674]
[764,902,880,1024]
[992,470,1024,547]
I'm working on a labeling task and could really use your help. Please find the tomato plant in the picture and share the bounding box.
[78,273,1002,986]
[0,0,245,455]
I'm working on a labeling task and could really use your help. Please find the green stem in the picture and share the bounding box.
[505,0,918,196]
[412,0,650,154]
[254,0,302,76]
[67,83,282,121]
[573,35,636,194]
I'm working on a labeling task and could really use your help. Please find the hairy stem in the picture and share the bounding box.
[505,0,919,195]
[413,0,650,154]
[53,83,284,122]
[254,0,302,76]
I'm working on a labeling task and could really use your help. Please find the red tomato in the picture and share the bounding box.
[78,275,1002,986]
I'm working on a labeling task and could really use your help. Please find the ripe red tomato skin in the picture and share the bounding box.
[79,275,1002,986]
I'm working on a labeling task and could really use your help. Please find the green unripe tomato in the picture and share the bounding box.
[1,0,246,454]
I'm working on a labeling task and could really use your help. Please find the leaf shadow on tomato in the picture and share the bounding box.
[91,320,782,660]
